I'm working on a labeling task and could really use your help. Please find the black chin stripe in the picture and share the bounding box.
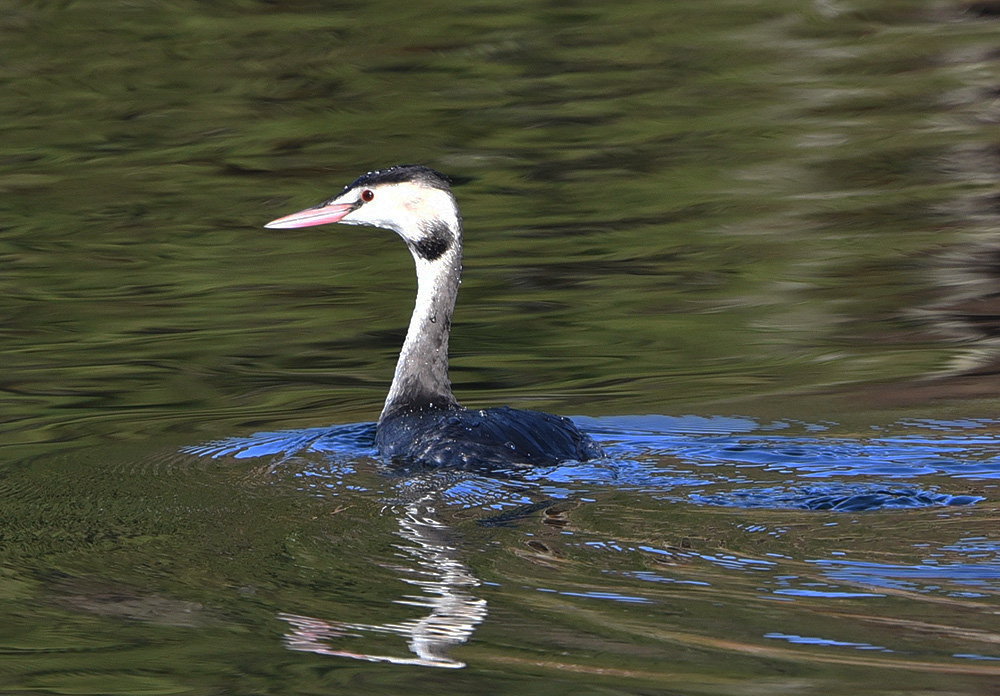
[413,235,450,261]
[412,219,452,261]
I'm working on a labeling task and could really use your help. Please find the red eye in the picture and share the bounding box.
[361,189,374,202]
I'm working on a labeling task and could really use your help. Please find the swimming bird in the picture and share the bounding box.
[265,164,603,468]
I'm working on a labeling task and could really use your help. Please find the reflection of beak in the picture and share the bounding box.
[264,202,355,229]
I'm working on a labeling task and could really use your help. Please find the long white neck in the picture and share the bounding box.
[379,221,463,421]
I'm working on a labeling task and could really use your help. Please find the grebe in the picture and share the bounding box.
[265,164,603,468]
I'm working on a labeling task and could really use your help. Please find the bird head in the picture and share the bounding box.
[265,165,460,259]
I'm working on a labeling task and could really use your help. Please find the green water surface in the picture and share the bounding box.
[2,1,1000,694]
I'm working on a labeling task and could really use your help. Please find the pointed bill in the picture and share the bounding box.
[264,202,355,229]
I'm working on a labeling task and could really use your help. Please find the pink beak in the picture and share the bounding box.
[264,202,355,229]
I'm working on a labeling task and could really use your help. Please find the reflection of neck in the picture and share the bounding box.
[279,500,487,669]
[394,502,486,666]
[380,223,463,421]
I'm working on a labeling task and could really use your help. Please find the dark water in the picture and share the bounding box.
[3,1,1000,693]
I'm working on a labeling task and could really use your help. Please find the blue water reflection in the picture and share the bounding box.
[184,414,999,512]
[765,633,893,653]
[810,558,1000,596]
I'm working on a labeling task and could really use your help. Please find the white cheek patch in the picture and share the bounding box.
[421,190,459,222]
[332,182,460,251]
[403,193,440,216]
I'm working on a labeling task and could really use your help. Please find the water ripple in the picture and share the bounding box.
[182,415,1000,512]
[684,484,981,511]
[809,558,1000,594]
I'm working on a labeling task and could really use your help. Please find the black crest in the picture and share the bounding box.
[346,164,452,193]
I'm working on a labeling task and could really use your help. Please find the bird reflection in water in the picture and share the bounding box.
[183,424,505,669]
[279,498,487,669]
